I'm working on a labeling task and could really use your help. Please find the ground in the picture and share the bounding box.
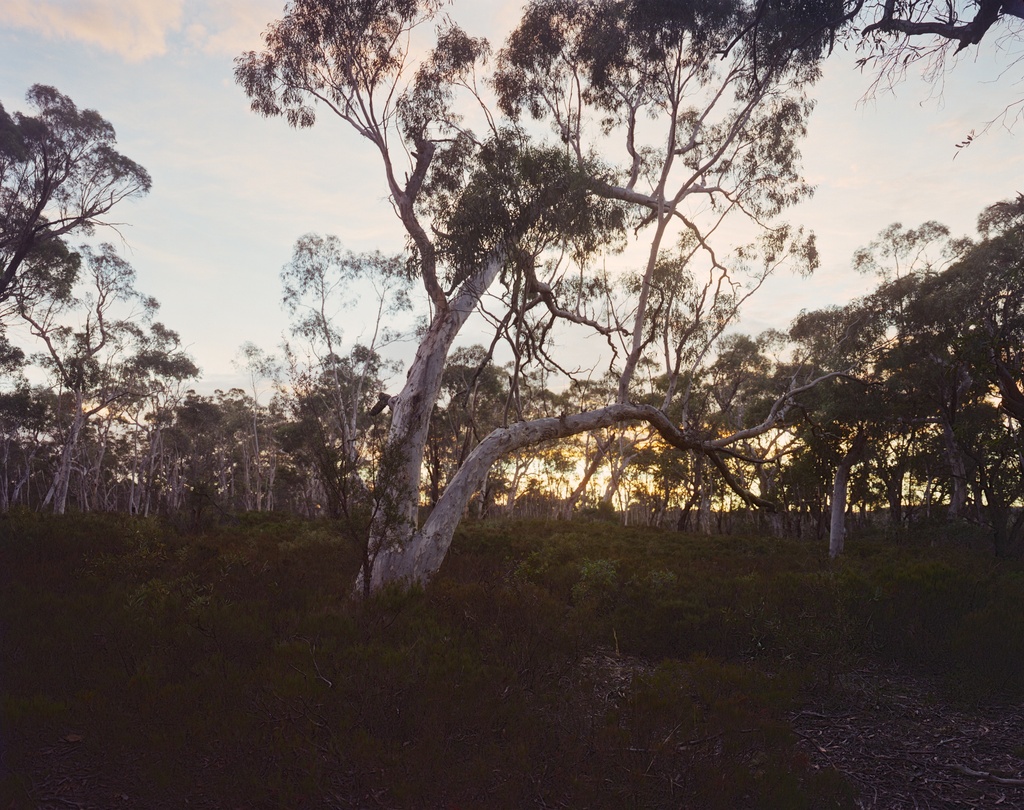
[13,661,1024,809]
[6,517,1024,808]
[791,665,1024,809]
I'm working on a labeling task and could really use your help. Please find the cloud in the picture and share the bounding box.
[0,0,520,66]
[0,0,286,61]
[4,0,185,61]
[186,0,282,56]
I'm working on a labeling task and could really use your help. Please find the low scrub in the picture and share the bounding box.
[3,514,1021,807]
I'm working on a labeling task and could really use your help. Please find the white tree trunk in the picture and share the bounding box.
[368,403,666,588]
[829,434,867,559]
[364,256,505,584]
[363,369,836,590]
[0,440,10,512]
[45,393,87,516]
[940,417,968,519]
[828,462,851,559]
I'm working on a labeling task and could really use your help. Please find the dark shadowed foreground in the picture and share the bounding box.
[792,665,1024,809]
[3,514,1023,808]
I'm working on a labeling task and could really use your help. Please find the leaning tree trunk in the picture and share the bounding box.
[829,433,868,559]
[360,399,776,590]
[363,256,504,588]
[367,404,652,589]
[362,364,819,590]
[561,436,608,519]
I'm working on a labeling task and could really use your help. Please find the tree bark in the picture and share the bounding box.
[561,435,608,518]
[940,416,969,519]
[829,433,867,559]
[364,254,505,582]
[367,404,656,588]
[364,400,772,588]
[363,370,831,590]
[45,396,87,516]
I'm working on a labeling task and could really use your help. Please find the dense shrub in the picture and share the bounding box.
[3,515,1022,807]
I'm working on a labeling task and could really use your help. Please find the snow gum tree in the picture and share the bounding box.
[236,0,840,591]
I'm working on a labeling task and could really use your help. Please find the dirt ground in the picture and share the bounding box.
[791,665,1024,809]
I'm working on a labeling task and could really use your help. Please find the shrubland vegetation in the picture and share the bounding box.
[5,513,1024,807]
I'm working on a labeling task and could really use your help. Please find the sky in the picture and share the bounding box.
[1,1,1022,395]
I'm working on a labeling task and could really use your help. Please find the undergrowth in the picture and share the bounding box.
[2,513,1021,808]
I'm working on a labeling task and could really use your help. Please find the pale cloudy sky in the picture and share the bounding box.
[1,1,1021,393]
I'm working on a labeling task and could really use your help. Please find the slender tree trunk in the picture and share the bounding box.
[940,417,968,520]
[505,456,529,515]
[602,445,638,509]
[884,471,904,527]
[88,417,114,512]
[696,461,713,535]
[44,393,87,515]
[217,448,228,506]
[676,487,699,532]
[250,408,263,511]
[265,443,277,511]
[11,445,35,508]
[829,433,867,559]
[143,426,163,516]
[128,424,141,514]
[0,440,10,512]
[563,436,608,518]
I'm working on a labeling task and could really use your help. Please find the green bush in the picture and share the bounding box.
[5,515,1023,808]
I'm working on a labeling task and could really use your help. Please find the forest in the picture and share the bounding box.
[0,210,1021,559]
[3,0,1024,807]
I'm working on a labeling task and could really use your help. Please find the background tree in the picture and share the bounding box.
[0,85,150,302]
[787,301,880,556]
[895,198,1024,551]
[777,202,1024,556]
[13,244,195,514]
[120,323,199,515]
[0,349,48,511]
[280,234,410,475]
[424,344,507,510]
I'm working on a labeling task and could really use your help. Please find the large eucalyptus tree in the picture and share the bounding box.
[0,85,151,303]
[237,0,841,590]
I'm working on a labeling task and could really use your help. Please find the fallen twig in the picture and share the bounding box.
[948,764,1024,786]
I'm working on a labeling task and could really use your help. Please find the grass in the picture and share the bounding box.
[2,513,1022,808]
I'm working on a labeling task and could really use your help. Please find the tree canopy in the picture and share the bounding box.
[0,85,151,303]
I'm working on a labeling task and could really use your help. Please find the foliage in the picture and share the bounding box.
[0,85,150,302]
[7,515,1024,807]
